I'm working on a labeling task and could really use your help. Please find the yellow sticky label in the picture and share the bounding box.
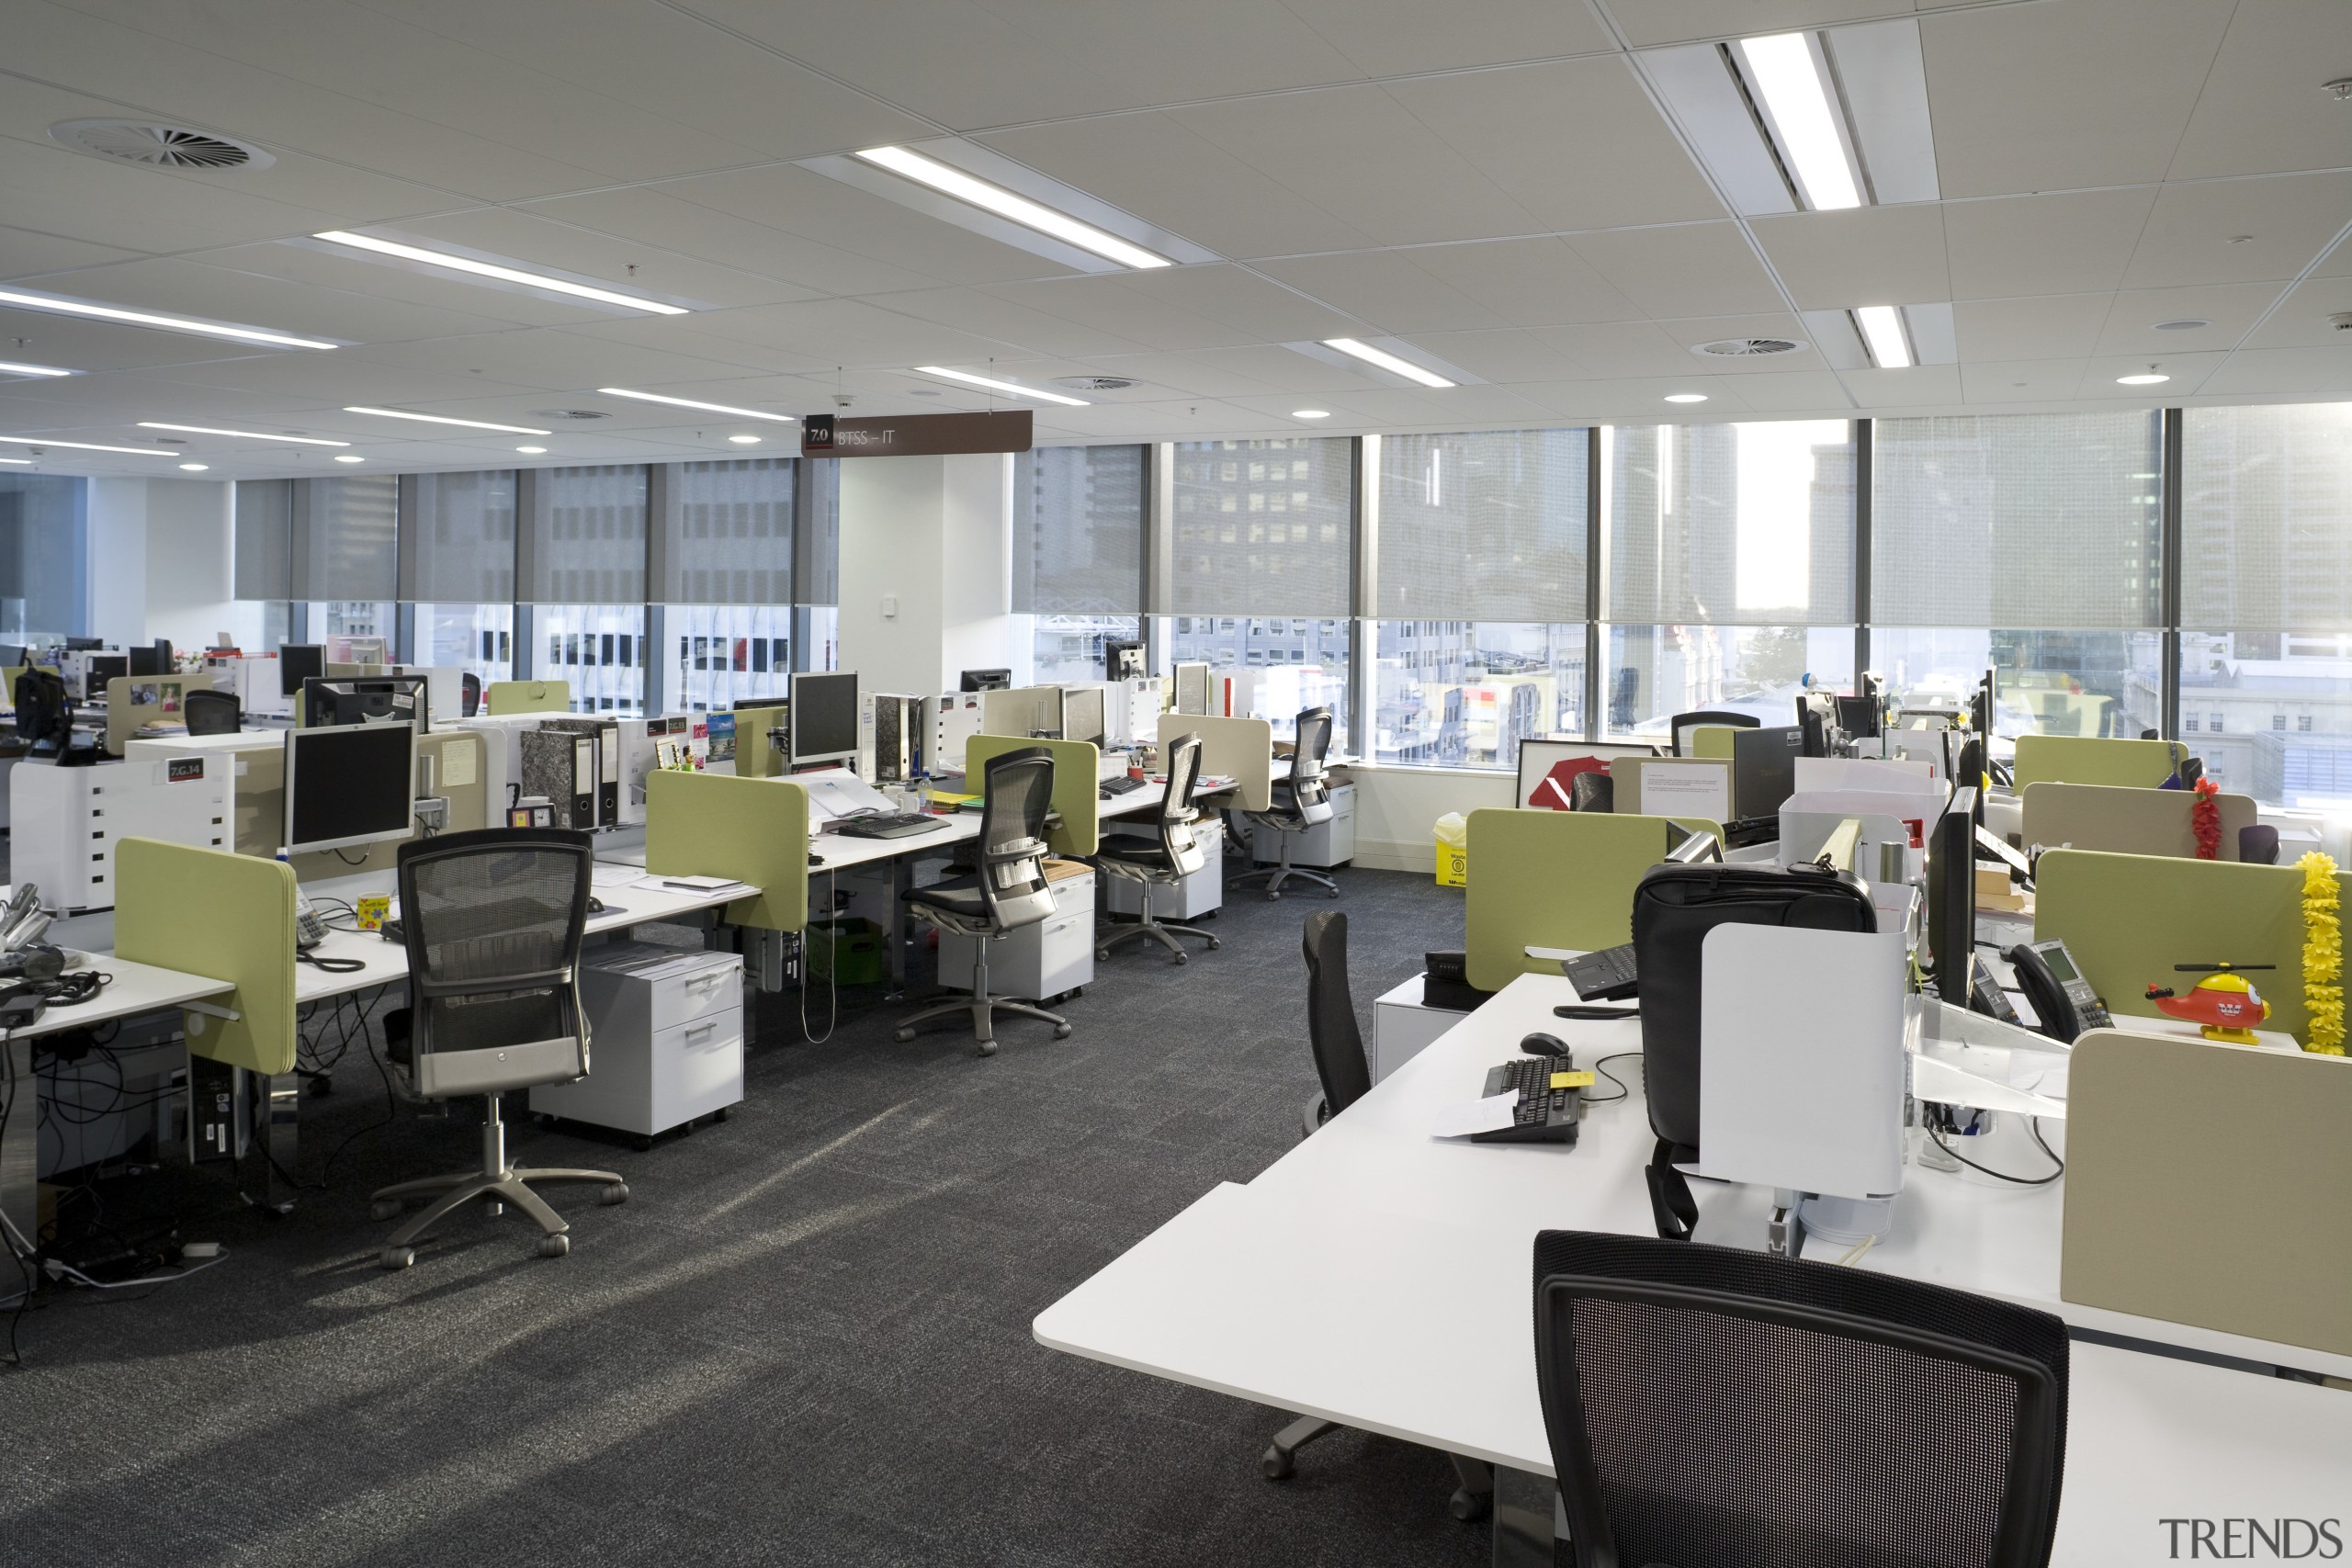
[1551,1071,1595,1090]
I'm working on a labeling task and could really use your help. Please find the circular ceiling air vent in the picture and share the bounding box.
[2153,319,2211,332]
[49,119,274,171]
[531,409,610,421]
[1053,376,1139,391]
[1692,337,1805,357]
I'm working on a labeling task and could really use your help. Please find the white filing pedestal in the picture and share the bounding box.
[1247,782,1357,868]
[1101,828,1225,919]
[1371,975,1469,1083]
[937,862,1096,1002]
[530,943,744,1139]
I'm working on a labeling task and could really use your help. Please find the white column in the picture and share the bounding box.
[142,479,254,651]
[84,478,149,646]
[836,453,1016,696]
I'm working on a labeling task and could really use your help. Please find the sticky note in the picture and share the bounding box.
[1550,1071,1595,1090]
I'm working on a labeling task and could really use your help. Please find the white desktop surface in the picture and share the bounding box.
[11,953,231,1038]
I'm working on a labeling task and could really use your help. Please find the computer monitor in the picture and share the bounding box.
[1063,686,1106,748]
[1926,788,1979,1006]
[1103,639,1145,682]
[283,720,418,856]
[1833,693,1877,739]
[13,669,69,750]
[1173,661,1212,716]
[279,643,325,696]
[789,670,860,768]
[1731,725,1803,820]
[1970,669,1996,738]
[63,637,102,651]
[128,643,167,678]
[83,653,128,701]
[959,669,1012,693]
[0,645,24,669]
[300,674,430,732]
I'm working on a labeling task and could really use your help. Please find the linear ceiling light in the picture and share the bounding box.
[0,457,30,465]
[0,288,335,350]
[913,366,1091,406]
[0,434,177,456]
[854,147,1171,270]
[595,388,798,423]
[139,422,350,446]
[1322,338,1456,389]
[1737,34,1862,210]
[0,360,76,378]
[344,406,552,435]
[1851,306,1912,369]
[311,231,690,315]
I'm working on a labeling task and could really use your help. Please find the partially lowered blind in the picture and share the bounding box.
[1012,445,1145,614]
[2181,403,2352,631]
[1379,429,1586,620]
[404,470,515,603]
[1872,412,2161,627]
[1170,437,1352,616]
[1606,421,1854,625]
[526,464,646,604]
[660,459,792,604]
[296,474,397,602]
[233,479,292,600]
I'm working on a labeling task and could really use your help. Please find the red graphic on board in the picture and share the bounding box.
[1529,758,1606,810]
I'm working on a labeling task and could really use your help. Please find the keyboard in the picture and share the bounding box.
[1472,1056,1586,1145]
[1098,775,1148,798]
[1561,942,1639,1001]
[831,812,948,840]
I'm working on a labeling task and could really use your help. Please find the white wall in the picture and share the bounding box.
[84,477,148,648]
[142,479,254,652]
[837,453,1014,697]
[1346,763,1515,873]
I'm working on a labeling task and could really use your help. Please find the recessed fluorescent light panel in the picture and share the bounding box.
[0,435,176,456]
[1665,393,1710,404]
[2117,372,2170,386]
[913,367,1091,407]
[516,446,548,455]
[344,407,553,435]
[311,231,689,315]
[728,434,761,445]
[0,360,76,378]
[1851,306,1913,369]
[139,422,350,447]
[1737,34,1861,210]
[179,463,209,471]
[334,455,364,463]
[854,147,1170,270]
[1322,338,1457,389]
[0,457,30,464]
[595,389,797,423]
[1292,410,1331,420]
[0,288,335,350]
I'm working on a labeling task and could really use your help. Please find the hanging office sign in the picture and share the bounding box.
[799,410,1033,458]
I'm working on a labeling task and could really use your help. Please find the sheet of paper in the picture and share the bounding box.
[2007,1053,2071,1100]
[1636,760,1731,825]
[1430,1089,1519,1139]
[590,863,639,887]
[630,875,754,897]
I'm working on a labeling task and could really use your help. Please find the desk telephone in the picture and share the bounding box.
[1983,936,2110,1043]
[294,886,327,951]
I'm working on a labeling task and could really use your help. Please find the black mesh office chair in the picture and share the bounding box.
[2240,825,2281,865]
[461,671,482,717]
[897,748,1071,1055]
[1095,731,1222,964]
[1534,1230,2069,1568]
[1568,770,1614,813]
[182,688,241,736]
[1670,709,1759,757]
[1235,705,1339,899]
[371,828,627,1269]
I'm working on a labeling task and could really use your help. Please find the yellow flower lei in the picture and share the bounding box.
[2299,852,2344,1055]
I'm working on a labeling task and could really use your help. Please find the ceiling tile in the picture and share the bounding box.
[2168,1,2352,179]
[578,297,1013,372]
[2196,347,2352,397]
[2095,284,2284,355]
[161,241,594,331]
[1943,188,2158,299]
[1401,329,1583,384]
[0,300,313,375]
[1524,320,1709,378]
[1958,357,2094,403]
[983,265,1364,355]
[376,209,818,312]
[1282,0,1614,75]
[17,254,548,347]
[857,286,1157,360]
[1651,313,1823,372]
[1748,205,1950,311]
[2241,276,2352,351]
[1952,294,2114,361]
[1842,364,1963,406]
[1512,376,1769,420]
[1718,369,1854,412]
[1562,223,1787,317]
[334,325,782,394]
[1601,0,1897,49]
[2121,174,2352,289]
[1251,250,1511,335]
[0,223,147,283]
[1922,0,2233,198]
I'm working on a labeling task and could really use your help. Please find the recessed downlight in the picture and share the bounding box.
[1665,393,1710,404]
[311,231,689,315]
[139,421,349,446]
[2117,372,2170,386]
[728,434,761,445]
[516,446,548,455]
[1292,409,1331,420]
[178,463,209,471]
[854,147,1171,270]
[345,406,552,435]
[334,454,365,463]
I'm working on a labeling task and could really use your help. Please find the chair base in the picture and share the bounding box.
[1229,862,1339,899]
[1261,1414,1339,1479]
[370,1094,624,1268]
[1097,914,1219,964]
[1261,1413,1492,1523]
[895,992,1070,1055]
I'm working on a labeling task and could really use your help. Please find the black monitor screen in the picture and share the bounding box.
[959,669,1012,693]
[1732,725,1803,819]
[84,654,128,700]
[128,646,165,677]
[303,676,428,731]
[1926,789,1977,1004]
[790,671,859,761]
[284,722,414,854]
[280,644,325,696]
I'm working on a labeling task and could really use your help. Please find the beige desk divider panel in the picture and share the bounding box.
[285,729,489,880]
[2064,1030,2352,1358]
[644,769,808,931]
[962,735,1101,856]
[734,705,787,780]
[104,674,197,756]
[2011,734,2185,789]
[1181,714,1274,812]
[2020,781,2258,861]
[115,837,300,1076]
[484,679,570,716]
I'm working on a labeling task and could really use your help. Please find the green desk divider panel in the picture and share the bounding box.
[645,770,808,932]
[963,736,1101,856]
[1690,725,1736,761]
[2011,734,2185,789]
[2035,848,2350,1042]
[115,837,299,1076]
[2020,780,2258,862]
[734,705,787,780]
[485,679,571,716]
[1464,808,1721,992]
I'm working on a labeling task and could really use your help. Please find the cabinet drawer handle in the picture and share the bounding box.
[684,1021,720,1042]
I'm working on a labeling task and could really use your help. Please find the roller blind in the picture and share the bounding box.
[2181,403,2352,632]
[1606,421,1854,626]
[526,464,646,604]
[1012,444,1145,614]
[1379,429,1587,620]
[404,470,515,603]
[803,458,838,606]
[296,475,397,602]
[1170,437,1352,616]
[233,479,292,600]
[1871,412,2161,628]
[659,458,792,604]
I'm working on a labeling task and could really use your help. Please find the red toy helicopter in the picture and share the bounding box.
[2144,963,2274,1044]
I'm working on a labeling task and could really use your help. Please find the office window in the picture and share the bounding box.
[1607,626,1855,739]
[232,478,293,601]
[1165,615,1350,742]
[2185,715,2199,732]
[0,474,86,639]
[2179,630,2352,805]
[414,604,513,684]
[1032,614,1142,686]
[1876,628,2163,739]
[660,458,792,604]
[1170,438,1352,615]
[299,475,399,604]
[530,604,645,715]
[1374,622,1585,766]
[1014,445,1145,614]
[2301,716,2315,733]
[405,470,515,602]
[526,465,646,604]
[1606,422,1854,626]
[668,604,792,712]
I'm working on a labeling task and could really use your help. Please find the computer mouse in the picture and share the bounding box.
[587,895,605,916]
[1519,1032,1573,1060]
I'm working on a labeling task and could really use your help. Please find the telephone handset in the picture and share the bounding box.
[2000,937,2110,1043]
[294,886,328,951]
[1966,955,2023,1028]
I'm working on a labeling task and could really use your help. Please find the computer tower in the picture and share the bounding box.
[870,694,927,783]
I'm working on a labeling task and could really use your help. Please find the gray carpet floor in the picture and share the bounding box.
[1,863,1488,1568]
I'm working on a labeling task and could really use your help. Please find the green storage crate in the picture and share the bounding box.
[807,916,888,986]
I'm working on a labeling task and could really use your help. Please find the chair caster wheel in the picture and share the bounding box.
[1054,1023,1073,1039]
[484,1201,504,1217]
[633,1135,654,1153]
[1172,952,1188,965]
[1267,889,1282,901]
[1261,1446,1295,1481]
[600,1182,629,1205]
[1207,938,1222,951]
[1095,949,1112,961]
[894,1027,917,1043]
[1450,1487,1490,1522]
[379,1246,415,1271]
[976,1040,999,1057]
[370,1199,402,1223]
[537,1234,570,1258]
[710,1106,728,1123]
